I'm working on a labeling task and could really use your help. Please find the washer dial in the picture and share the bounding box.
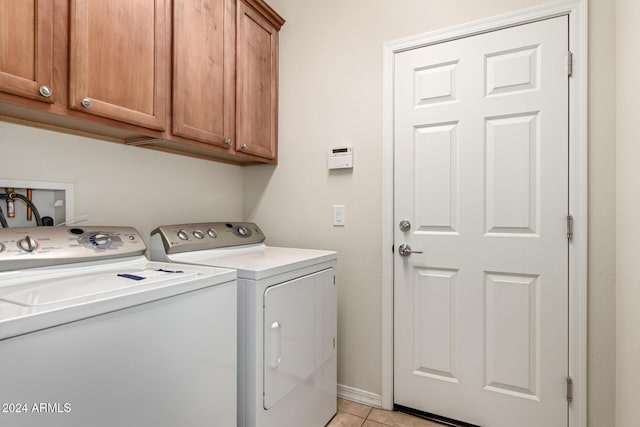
[18,236,38,252]
[90,233,111,247]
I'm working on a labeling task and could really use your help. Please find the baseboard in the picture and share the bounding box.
[337,384,382,408]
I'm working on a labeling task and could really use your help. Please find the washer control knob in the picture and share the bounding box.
[92,234,111,246]
[193,230,204,239]
[177,229,189,241]
[18,236,38,252]
[0,242,5,253]
[207,228,217,238]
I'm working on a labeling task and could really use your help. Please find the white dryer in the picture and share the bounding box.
[0,226,237,427]
[150,222,337,427]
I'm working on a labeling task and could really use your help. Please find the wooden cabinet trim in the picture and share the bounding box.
[241,0,284,29]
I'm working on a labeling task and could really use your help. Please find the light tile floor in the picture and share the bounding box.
[327,398,443,427]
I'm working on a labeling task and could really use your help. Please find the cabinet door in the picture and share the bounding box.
[236,0,280,160]
[0,0,54,103]
[69,0,166,130]
[173,0,235,147]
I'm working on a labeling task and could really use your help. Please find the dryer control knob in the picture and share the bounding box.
[237,226,249,237]
[177,229,189,241]
[193,230,204,239]
[18,236,38,252]
[207,228,217,238]
[0,242,5,253]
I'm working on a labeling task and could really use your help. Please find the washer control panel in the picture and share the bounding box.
[152,222,265,254]
[0,226,147,271]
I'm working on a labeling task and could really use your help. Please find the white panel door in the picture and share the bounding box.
[394,17,569,427]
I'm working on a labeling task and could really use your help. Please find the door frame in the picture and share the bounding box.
[381,1,588,426]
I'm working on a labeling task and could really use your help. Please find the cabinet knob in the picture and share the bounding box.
[81,98,93,108]
[240,144,248,150]
[39,85,52,98]
[224,138,233,147]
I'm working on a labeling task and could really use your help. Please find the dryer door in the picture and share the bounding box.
[263,268,335,409]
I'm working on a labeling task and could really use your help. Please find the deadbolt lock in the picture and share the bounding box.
[399,220,411,232]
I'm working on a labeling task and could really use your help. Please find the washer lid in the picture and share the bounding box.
[168,245,337,281]
[0,268,200,307]
[0,257,236,340]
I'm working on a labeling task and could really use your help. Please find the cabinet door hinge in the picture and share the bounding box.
[567,51,573,77]
[567,215,574,241]
[566,377,573,403]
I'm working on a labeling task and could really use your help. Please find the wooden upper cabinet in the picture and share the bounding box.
[69,0,166,130]
[173,0,235,148]
[0,0,284,164]
[0,0,54,103]
[236,0,283,160]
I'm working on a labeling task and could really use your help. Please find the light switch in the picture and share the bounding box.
[333,205,346,226]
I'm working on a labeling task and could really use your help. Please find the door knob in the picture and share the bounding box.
[398,244,422,257]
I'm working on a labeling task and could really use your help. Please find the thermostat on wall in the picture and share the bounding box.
[328,146,353,170]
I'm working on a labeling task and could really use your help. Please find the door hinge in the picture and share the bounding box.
[567,215,574,241]
[567,51,573,77]
[566,377,573,403]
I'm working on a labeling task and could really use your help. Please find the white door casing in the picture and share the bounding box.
[392,15,573,427]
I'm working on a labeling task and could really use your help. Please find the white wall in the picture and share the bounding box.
[588,0,617,424]
[616,0,640,425]
[245,1,616,426]
[0,120,244,244]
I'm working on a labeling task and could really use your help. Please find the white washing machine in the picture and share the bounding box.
[150,222,337,427]
[0,226,237,427]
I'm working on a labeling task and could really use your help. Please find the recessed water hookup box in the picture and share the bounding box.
[0,179,74,227]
